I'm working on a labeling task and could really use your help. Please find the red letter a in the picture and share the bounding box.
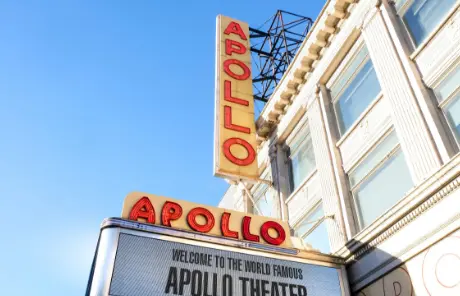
[224,21,247,40]
[129,196,155,224]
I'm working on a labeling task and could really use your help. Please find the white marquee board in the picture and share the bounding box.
[86,218,350,296]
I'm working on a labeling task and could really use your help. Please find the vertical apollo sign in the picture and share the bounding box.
[214,15,258,180]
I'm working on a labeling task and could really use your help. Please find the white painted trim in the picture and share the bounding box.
[318,87,359,239]
[336,92,385,148]
[326,38,366,89]
[292,200,323,231]
[342,118,394,173]
[344,125,395,175]
[285,170,319,204]
[425,54,460,89]
[288,192,322,227]
[285,112,311,146]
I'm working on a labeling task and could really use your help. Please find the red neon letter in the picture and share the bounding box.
[161,201,183,227]
[223,138,256,166]
[260,221,286,246]
[224,106,250,134]
[221,212,239,239]
[224,59,251,80]
[224,21,247,40]
[224,80,249,106]
[187,207,215,233]
[129,196,155,224]
[225,39,246,55]
[242,216,260,242]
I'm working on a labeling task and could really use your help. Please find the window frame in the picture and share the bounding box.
[395,0,460,55]
[347,128,412,229]
[330,43,369,101]
[397,0,424,51]
[292,201,331,253]
[348,137,401,194]
[285,121,317,195]
[329,42,383,137]
[431,59,460,146]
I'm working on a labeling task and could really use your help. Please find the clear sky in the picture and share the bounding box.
[0,1,325,295]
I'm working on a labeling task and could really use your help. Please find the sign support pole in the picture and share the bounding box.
[239,181,263,214]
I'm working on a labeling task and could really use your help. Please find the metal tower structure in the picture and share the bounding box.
[250,10,314,104]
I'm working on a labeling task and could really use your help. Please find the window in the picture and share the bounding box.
[331,45,382,135]
[349,131,413,229]
[252,180,280,219]
[399,0,457,47]
[294,203,330,253]
[434,63,460,144]
[288,129,316,193]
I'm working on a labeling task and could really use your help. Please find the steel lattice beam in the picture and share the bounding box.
[250,10,313,104]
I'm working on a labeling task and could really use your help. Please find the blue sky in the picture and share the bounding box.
[0,1,325,295]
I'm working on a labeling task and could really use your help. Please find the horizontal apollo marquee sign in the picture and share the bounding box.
[122,192,292,248]
[214,15,258,180]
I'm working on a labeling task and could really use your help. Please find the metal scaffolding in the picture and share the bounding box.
[250,10,314,104]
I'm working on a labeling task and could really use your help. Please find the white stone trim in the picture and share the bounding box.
[335,92,386,148]
[325,36,366,90]
[340,113,393,174]
[417,7,460,86]
[318,87,359,239]
[362,8,442,183]
[286,173,321,226]
[308,96,348,251]
[380,0,459,163]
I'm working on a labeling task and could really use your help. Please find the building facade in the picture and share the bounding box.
[218,0,460,295]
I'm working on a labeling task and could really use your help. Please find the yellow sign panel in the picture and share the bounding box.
[122,192,292,248]
[214,15,258,180]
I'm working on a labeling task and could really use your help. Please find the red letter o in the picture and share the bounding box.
[223,59,251,80]
[187,207,215,233]
[260,221,286,246]
[223,138,256,166]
